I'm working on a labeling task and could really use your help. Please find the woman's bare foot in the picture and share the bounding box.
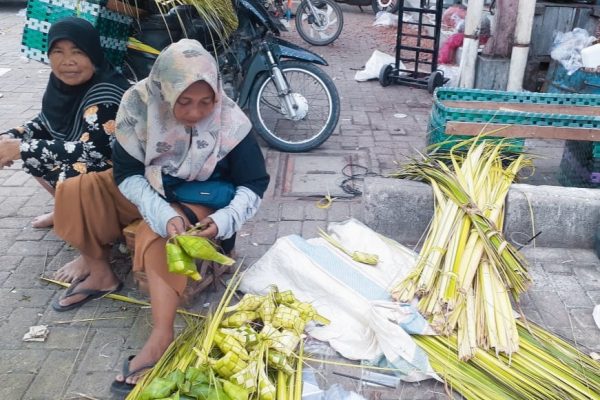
[54,256,91,283]
[32,211,54,228]
[115,329,174,385]
[56,258,120,308]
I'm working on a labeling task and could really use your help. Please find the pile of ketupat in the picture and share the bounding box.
[127,281,330,400]
[391,138,600,400]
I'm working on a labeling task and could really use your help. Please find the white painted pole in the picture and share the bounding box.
[506,0,536,91]
[458,0,484,88]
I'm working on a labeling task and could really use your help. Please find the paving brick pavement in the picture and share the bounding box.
[0,3,598,400]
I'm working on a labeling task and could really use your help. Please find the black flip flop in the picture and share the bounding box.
[52,276,123,312]
[110,355,156,397]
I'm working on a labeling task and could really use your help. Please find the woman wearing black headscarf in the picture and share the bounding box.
[0,17,130,238]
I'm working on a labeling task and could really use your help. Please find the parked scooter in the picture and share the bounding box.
[339,0,399,14]
[294,0,344,46]
[266,0,398,46]
[124,0,340,152]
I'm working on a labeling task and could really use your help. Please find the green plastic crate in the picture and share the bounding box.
[436,88,600,107]
[427,105,525,152]
[433,88,600,129]
[593,142,600,158]
[428,88,600,152]
[558,145,600,188]
[21,0,132,67]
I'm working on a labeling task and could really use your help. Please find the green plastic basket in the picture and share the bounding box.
[21,0,132,67]
[558,144,600,188]
[428,88,600,152]
[433,88,600,129]
[427,105,525,152]
[436,88,600,106]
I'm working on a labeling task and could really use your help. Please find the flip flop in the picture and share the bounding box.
[110,355,156,397]
[51,276,123,312]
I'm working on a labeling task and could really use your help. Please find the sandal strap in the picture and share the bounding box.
[62,277,120,300]
[62,275,89,298]
[125,363,155,379]
[122,355,155,379]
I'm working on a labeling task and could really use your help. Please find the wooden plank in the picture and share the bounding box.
[555,7,577,34]
[536,7,576,57]
[445,122,600,141]
[443,100,600,116]
[537,1,598,10]
[531,13,545,57]
[573,8,592,30]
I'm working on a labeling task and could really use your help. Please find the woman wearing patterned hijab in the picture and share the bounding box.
[0,17,129,232]
[51,39,270,393]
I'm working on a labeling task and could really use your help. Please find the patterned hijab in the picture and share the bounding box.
[40,17,130,141]
[115,39,251,195]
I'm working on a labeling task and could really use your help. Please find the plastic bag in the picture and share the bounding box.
[354,50,402,82]
[441,4,466,32]
[323,384,366,400]
[550,28,596,75]
[373,11,398,27]
[438,32,464,64]
[437,65,459,87]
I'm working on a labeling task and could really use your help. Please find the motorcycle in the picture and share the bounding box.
[266,0,398,46]
[348,0,399,14]
[123,0,340,153]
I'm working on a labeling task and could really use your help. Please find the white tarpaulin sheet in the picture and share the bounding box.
[240,219,438,382]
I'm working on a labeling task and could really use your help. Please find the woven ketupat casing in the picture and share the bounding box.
[21,0,132,67]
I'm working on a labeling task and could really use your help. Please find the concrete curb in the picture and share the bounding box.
[362,177,600,249]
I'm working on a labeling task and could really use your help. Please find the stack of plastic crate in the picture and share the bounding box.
[428,89,600,171]
[21,0,132,68]
[544,62,600,188]
[428,88,533,152]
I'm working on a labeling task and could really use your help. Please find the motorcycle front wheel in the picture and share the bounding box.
[248,60,340,153]
[295,0,344,46]
[372,0,399,14]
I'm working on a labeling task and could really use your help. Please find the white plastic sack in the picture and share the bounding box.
[550,28,596,75]
[354,50,402,82]
[323,384,366,400]
[373,11,398,27]
[594,304,600,331]
[438,65,459,87]
[240,219,438,382]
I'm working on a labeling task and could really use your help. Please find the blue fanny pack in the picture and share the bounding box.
[163,175,235,210]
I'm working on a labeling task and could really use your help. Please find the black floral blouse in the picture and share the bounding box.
[1,103,118,187]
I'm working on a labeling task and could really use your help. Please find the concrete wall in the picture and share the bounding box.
[362,177,600,249]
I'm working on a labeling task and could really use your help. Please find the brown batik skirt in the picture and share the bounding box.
[53,169,211,296]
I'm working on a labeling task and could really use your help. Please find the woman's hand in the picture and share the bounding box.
[166,215,187,238]
[0,138,20,168]
[193,217,218,239]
